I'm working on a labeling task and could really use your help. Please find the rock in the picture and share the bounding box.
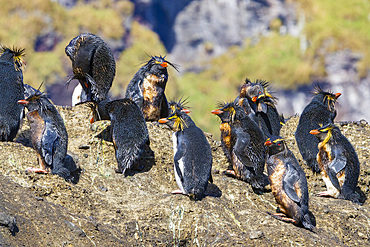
[249,230,264,239]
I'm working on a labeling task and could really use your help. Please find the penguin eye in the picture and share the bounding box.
[278,143,281,146]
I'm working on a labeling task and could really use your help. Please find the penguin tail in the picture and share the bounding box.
[301,212,316,231]
[53,167,73,183]
[307,159,321,174]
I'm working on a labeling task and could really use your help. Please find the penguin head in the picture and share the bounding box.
[65,33,92,59]
[264,136,288,155]
[168,97,190,115]
[158,110,190,132]
[144,55,179,75]
[0,45,26,71]
[212,101,245,123]
[309,123,336,144]
[17,91,45,112]
[240,78,265,102]
[313,85,341,111]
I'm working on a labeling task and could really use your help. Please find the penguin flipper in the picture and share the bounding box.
[283,163,301,203]
[233,130,252,167]
[41,124,59,166]
[234,129,262,168]
[328,148,347,191]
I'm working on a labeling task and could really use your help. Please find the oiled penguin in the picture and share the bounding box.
[18,88,73,181]
[265,136,315,230]
[125,55,179,121]
[158,108,212,200]
[65,33,116,103]
[0,46,25,141]
[105,99,149,175]
[295,86,341,173]
[310,123,360,203]
[212,101,266,193]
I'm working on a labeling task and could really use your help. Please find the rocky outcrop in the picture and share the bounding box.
[0,105,369,246]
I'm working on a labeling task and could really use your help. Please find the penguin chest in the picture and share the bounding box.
[142,74,166,120]
[269,158,291,215]
[317,142,331,171]
[172,132,185,193]
[220,123,233,155]
[318,143,345,197]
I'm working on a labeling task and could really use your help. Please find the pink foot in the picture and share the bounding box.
[171,189,184,194]
[317,191,333,197]
[26,167,49,174]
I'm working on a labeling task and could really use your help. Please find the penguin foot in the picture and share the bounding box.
[223,169,236,177]
[268,212,297,224]
[171,189,184,194]
[26,167,48,174]
[316,191,334,197]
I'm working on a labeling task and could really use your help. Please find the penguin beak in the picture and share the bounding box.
[17,99,29,105]
[335,93,341,98]
[211,109,223,115]
[160,62,168,68]
[309,129,320,135]
[158,118,169,124]
[181,109,191,114]
[251,96,257,102]
[90,117,95,124]
[264,140,273,146]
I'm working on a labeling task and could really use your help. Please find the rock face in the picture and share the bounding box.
[0,104,369,246]
[132,0,298,66]
[276,50,370,122]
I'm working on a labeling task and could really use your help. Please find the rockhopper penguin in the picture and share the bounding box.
[158,108,212,200]
[0,45,26,141]
[310,123,360,203]
[17,87,73,181]
[265,136,315,230]
[65,33,116,103]
[125,55,179,121]
[212,101,266,193]
[295,86,341,173]
[105,99,149,175]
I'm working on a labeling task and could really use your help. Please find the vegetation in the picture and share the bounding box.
[0,0,368,137]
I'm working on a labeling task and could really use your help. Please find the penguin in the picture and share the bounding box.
[309,123,360,203]
[250,85,282,137]
[65,33,116,103]
[236,78,280,137]
[125,55,179,121]
[105,99,149,175]
[168,97,190,115]
[158,108,212,200]
[17,88,73,181]
[0,45,25,141]
[264,136,315,230]
[295,86,341,173]
[211,101,266,193]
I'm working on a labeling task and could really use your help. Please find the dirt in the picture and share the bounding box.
[0,104,369,246]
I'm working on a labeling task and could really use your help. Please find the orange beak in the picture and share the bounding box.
[264,140,273,146]
[158,118,168,124]
[17,99,29,105]
[211,109,223,115]
[160,62,168,68]
[335,93,341,98]
[252,96,257,102]
[309,129,320,135]
[90,117,95,124]
[181,109,191,114]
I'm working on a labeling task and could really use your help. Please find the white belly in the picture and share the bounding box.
[172,132,186,194]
